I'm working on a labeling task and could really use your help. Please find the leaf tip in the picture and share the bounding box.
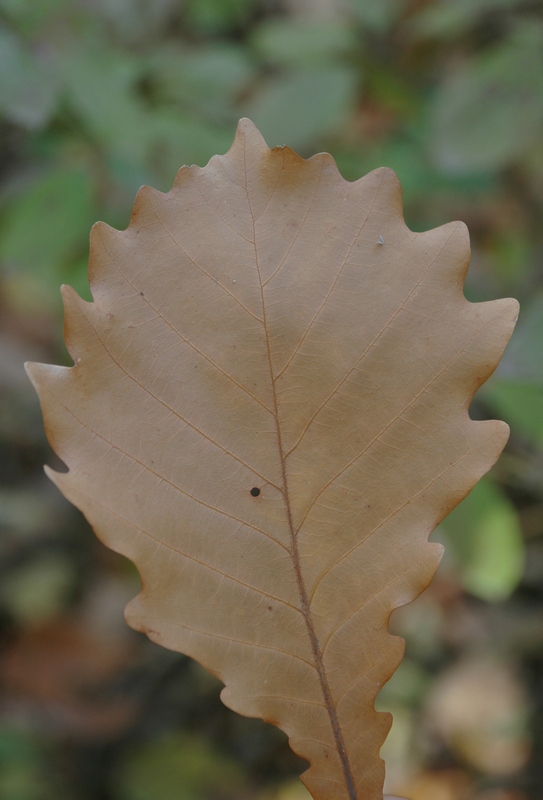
[356,166,404,219]
[24,361,40,395]
[505,295,520,324]
[43,463,70,490]
[60,283,78,302]
[366,165,401,190]
[467,418,511,474]
[24,359,50,391]
[495,295,521,342]
[43,463,59,481]
[234,117,269,151]
[493,417,511,444]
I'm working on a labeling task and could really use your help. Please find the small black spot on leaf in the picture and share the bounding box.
[250,487,261,497]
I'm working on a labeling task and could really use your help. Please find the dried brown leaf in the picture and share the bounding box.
[26,120,518,800]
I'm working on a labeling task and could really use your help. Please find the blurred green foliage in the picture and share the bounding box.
[1,0,543,798]
[0,727,72,800]
[441,477,524,601]
[114,732,247,800]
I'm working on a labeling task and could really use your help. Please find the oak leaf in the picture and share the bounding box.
[26,120,518,800]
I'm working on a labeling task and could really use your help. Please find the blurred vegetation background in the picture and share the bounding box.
[1,0,542,798]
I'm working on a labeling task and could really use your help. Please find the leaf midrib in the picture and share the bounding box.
[245,151,358,800]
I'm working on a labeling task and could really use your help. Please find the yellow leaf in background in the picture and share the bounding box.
[26,120,518,800]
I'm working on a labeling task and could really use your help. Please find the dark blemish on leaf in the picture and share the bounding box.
[139,291,144,296]
[250,487,261,497]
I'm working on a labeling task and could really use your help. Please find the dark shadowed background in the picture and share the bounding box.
[1,1,543,798]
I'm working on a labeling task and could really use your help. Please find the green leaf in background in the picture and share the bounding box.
[411,0,527,40]
[429,23,543,174]
[242,67,357,151]
[0,0,69,36]
[489,228,533,295]
[339,137,431,199]
[347,0,406,33]
[0,554,76,626]
[250,20,357,67]
[376,659,429,709]
[479,292,543,445]
[482,381,543,446]
[0,25,59,128]
[0,728,44,800]
[148,44,254,119]
[441,478,524,601]
[61,45,152,170]
[184,0,253,34]
[0,165,95,290]
[89,0,178,44]
[494,291,543,384]
[274,781,312,800]
[114,732,246,800]
[148,110,234,183]
[0,727,71,800]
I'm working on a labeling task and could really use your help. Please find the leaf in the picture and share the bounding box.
[411,0,526,41]
[492,290,543,385]
[0,24,59,129]
[26,120,518,800]
[480,291,543,444]
[429,23,543,174]
[347,0,406,33]
[0,165,95,280]
[148,44,254,118]
[89,0,178,44]
[61,45,151,167]
[250,20,356,67]
[184,0,253,34]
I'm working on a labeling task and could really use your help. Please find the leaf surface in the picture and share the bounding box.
[26,120,518,800]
